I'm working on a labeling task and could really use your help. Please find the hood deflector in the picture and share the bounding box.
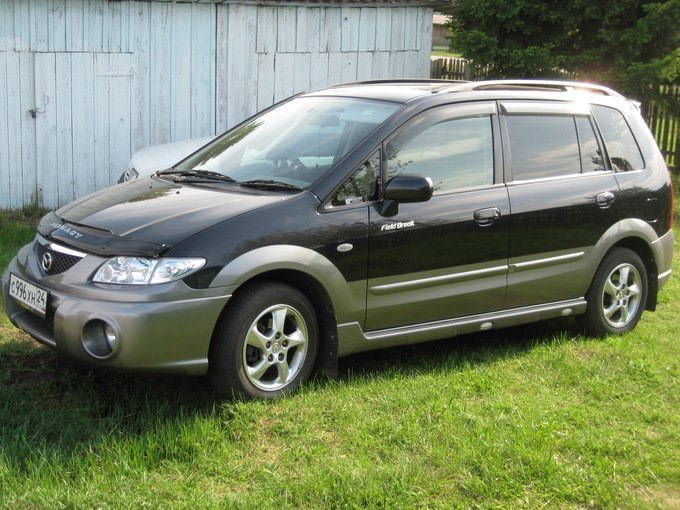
[38,212,167,257]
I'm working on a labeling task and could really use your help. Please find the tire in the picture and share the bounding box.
[209,281,318,400]
[578,247,648,336]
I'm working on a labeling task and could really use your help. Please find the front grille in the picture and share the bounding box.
[35,239,86,276]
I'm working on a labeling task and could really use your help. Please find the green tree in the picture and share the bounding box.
[446,0,680,113]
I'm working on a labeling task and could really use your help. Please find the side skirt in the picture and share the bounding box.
[337,298,587,356]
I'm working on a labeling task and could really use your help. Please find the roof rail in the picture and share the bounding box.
[445,79,625,98]
[344,78,469,86]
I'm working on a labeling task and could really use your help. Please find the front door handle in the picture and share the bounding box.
[474,207,501,226]
[596,191,615,209]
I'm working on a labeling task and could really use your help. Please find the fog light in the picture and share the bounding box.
[82,319,118,359]
[104,322,117,350]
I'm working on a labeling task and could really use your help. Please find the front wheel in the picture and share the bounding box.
[578,248,648,336]
[209,281,318,400]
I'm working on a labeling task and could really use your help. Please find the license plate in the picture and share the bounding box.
[9,273,48,318]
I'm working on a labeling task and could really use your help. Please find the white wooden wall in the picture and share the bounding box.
[0,0,433,209]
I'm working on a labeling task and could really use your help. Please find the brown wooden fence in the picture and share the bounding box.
[644,85,679,171]
[430,57,679,171]
[430,57,489,81]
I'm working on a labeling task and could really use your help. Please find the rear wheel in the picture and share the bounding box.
[578,248,648,336]
[209,281,318,400]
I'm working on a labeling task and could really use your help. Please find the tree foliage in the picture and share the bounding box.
[446,0,680,113]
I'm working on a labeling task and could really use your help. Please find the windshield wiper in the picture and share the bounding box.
[157,169,236,183]
[239,180,304,191]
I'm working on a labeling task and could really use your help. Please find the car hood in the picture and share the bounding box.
[38,177,286,256]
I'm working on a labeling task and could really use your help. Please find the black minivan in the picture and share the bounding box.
[3,79,674,399]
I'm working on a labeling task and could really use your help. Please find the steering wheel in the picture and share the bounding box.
[270,150,308,173]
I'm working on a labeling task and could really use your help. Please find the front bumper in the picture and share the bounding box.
[2,241,232,375]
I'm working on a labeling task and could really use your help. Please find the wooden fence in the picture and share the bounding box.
[430,56,489,81]
[644,85,679,171]
[431,57,679,171]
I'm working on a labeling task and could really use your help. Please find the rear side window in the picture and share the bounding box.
[591,105,644,171]
[506,115,580,180]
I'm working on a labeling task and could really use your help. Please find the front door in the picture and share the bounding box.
[366,102,510,331]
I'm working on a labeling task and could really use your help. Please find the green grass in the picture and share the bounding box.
[431,46,462,58]
[1,209,679,509]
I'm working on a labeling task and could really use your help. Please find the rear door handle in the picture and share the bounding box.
[474,207,501,226]
[596,191,615,209]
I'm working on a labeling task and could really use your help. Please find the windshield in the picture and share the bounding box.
[174,96,400,189]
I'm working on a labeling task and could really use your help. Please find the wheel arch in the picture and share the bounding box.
[233,269,339,378]
[608,236,658,311]
[208,245,365,378]
[591,219,661,311]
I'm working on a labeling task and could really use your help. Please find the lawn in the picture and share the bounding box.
[0,204,678,509]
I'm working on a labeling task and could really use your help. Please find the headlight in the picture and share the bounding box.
[92,257,206,285]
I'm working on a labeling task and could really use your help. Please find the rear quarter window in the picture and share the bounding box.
[591,105,644,171]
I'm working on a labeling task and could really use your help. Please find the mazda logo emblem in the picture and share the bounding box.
[41,252,54,272]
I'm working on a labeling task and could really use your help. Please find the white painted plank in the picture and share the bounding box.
[93,52,110,191]
[257,52,275,111]
[215,4,228,132]
[324,7,341,52]
[375,8,392,52]
[66,0,85,51]
[341,52,358,83]
[48,0,66,52]
[34,52,58,208]
[341,7,359,52]
[191,4,216,138]
[274,52,294,103]
[0,53,10,207]
[404,7,419,50]
[106,0,122,52]
[171,2,192,141]
[89,0,104,52]
[256,5,276,54]
[107,53,132,186]
[293,52,311,94]
[403,50,421,79]
[391,7,406,51]
[131,0,150,152]
[0,1,12,51]
[389,50,406,79]
[295,7,307,52]
[305,7,320,53]
[356,51,373,82]
[309,52,328,91]
[373,51,391,80]
[120,1,130,53]
[327,51,343,86]
[417,7,433,54]
[276,6,296,52]
[6,51,24,208]
[70,52,95,199]
[227,4,258,127]
[358,7,376,52]
[14,0,30,51]
[19,52,36,208]
[55,53,74,205]
[32,0,49,52]
[149,1,171,143]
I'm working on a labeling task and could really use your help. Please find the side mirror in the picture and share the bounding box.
[383,175,433,203]
[379,175,433,217]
